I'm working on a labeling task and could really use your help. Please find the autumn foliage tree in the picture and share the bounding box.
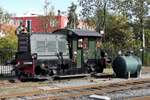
[0,7,17,63]
[67,3,78,29]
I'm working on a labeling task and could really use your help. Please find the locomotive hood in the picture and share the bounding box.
[30,33,69,60]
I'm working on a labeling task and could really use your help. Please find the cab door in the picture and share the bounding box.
[76,38,83,68]
[77,49,82,68]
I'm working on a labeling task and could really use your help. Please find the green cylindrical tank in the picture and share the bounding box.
[112,55,142,78]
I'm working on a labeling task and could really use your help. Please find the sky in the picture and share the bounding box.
[0,0,77,16]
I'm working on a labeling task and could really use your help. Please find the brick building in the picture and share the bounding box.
[11,14,68,32]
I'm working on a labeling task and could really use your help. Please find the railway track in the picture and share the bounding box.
[0,76,90,89]
[0,78,150,100]
[37,78,150,100]
[0,74,109,90]
[0,80,40,88]
[129,96,150,100]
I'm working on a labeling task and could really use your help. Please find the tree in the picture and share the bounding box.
[144,29,150,48]
[113,0,150,19]
[0,7,11,33]
[0,7,10,24]
[144,17,150,29]
[133,0,150,53]
[79,0,114,32]
[0,8,17,63]
[79,0,139,49]
[39,0,56,32]
[144,17,150,48]
[39,9,55,32]
[67,3,78,29]
[113,0,150,46]
[84,17,96,29]
[0,25,17,64]
[106,15,136,49]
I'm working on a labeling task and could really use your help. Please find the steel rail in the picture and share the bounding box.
[0,78,150,100]
[129,96,150,100]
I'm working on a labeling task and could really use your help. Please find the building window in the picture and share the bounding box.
[78,38,83,48]
[50,18,58,27]
[78,38,88,49]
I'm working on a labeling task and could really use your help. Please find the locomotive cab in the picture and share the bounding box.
[53,29,105,74]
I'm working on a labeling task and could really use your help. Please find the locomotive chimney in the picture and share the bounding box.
[26,20,32,32]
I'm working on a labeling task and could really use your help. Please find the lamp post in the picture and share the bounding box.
[141,24,145,66]
[139,0,145,66]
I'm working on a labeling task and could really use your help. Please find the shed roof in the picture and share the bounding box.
[53,29,102,37]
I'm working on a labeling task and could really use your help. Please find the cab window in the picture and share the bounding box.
[83,38,88,49]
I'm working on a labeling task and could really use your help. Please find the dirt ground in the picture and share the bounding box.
[0,67,149,96]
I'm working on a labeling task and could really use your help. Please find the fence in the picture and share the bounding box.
[0,65,14,76]
[0,49,15,77]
